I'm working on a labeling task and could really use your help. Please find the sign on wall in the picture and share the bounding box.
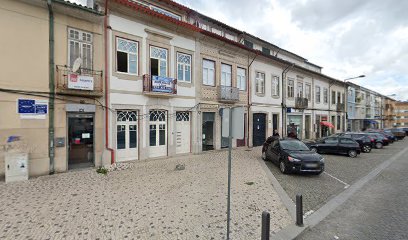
[151,75,175,93]
[68,74,94,90]
[17,99,48,119]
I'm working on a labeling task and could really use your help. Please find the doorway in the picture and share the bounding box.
[68,114,94,168]
[176,111,191,154]
[305,115,311,139]
[116,110,138,162]
[149,110,167,158]
[202,112,215,151]
[237,113,246,147]
[253,113,266,147]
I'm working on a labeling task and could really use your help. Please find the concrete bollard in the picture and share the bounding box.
[296,194,304,226]
[261,211,270,240]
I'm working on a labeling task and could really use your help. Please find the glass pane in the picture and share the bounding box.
[159,124,166,145]
[129,125,137,148]
[185,65,191,82]
[150,125,156,146]
[117,51,128,72]
[117,125,126,149]
[178,64,184,81]
[129,54,137,74]
[159,60,167,77]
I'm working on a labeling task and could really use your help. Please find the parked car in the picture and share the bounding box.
[389,128,406,140]
[262,138,324,174]
[303,136,361,157]
[339,133,373,153]
[402,127,408,136]
[365,132,389,148]
[382,129,396,142]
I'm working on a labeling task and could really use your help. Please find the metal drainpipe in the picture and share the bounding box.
[47,0,55,174]
[281,63,294,137]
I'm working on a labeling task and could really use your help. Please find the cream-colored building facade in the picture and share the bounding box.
[0,0,106,178]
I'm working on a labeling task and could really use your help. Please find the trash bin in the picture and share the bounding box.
[5,152,29,183]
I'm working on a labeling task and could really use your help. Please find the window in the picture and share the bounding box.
[297,82,303,98]
[271,76,279,96]
[325,137,338,144]
[225,33,236,41]
[202,59,215,86]
[331,116,335,127]
[287,79,294,98]
[150,46,168,77]
[332,90,336,104]
[316,86,321,103]
[68,28,92,70]
[244,40,253,49]
[177,52,191,82]
[340,138,355,144]
[237,68,246,91]
[305,84,311,100]
[212,28,222,36]
[150,5,181,20]
[255,72,265,94]
[221,64,232,86]
[337,92,341,104]
[262,47,270,55]
[337,115,341,130]
[116,37,138,74]
[323,88,328,104]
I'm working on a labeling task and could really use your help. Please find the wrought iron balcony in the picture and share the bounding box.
[56,65,103,97]
[143,74,177,96]
[295,97,308,109]
[218,86,239,102]
[336,103,345,112]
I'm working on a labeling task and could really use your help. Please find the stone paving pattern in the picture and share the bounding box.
[0,148,291,240]
[265,139,407,212]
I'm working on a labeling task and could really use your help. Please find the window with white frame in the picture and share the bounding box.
[297,82,303,98]
[68,28,92,70]
[271,75,279,96]
[221,64,232,87]
[316,86,321,103]
[202,59,215,86]
[116,37,138,74]
[323,88,328,103]
[237,67,246,91]
[331,90,336,104]
[305,84,311,100]
[177,52,191,82]
[287,79,294,98]
[255,72,265,94]
[150,5,181,20]
[150,46,168,77]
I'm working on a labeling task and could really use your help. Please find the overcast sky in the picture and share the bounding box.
[70,0,408,100]
[173,0,407,100]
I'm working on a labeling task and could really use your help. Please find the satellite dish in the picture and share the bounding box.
[72,57,82,73]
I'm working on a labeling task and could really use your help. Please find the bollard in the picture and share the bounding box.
[261,211,270,240]
[296,194,303,226]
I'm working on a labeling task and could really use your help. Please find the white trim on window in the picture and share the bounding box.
[177,52,192,83]
[203,59,215,86]
[116,37,138,75]
[237,67,246,91]
[68,28,93,70]
[255,72,265,94]
[221,63,232,87]
[271,75,279,96]
[150,46,168,77]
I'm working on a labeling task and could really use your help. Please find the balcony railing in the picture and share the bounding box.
[336,103,345,111]
[218,86,239,102]
[143,74,177,96]
[56,65,103,97]
[295,97,308,109]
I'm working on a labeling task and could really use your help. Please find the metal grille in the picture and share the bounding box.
[150,110,166,121]
[117,111,137,122]
[176,112,190,121]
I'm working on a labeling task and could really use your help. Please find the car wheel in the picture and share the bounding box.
[310,147,318,153]
[362,145,371,153]
[279,160,289,174]
[262,151,267,161]
[348,150,357,158]
[375,142,383,149]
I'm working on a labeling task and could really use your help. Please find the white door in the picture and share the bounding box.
[116,110,138,162]
[149,110,167,158]
[176,112,191,154]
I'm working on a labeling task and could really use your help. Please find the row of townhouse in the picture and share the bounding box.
[0,0,395,178]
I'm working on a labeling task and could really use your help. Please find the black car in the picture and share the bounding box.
[304,136,361,157]
[339,133,373,153]
[365,132,388,148]
[262,138,324,175]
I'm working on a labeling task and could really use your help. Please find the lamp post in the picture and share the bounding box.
[344,75,365,131]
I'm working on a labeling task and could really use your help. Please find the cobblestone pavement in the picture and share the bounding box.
[297,139,408,240]
[264,138,408,213]
[0,148,291,240]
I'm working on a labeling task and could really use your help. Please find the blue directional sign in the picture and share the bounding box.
[35,104,48,114]
[18,99,36,114]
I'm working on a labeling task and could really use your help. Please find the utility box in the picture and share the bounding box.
[5,152,29,183]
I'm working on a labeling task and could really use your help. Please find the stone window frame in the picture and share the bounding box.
[255,70,266,97]
[174,47,194,87]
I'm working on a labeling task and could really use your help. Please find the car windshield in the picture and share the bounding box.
[280,140,310,151]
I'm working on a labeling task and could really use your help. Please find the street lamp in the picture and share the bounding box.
[343,75,366,131]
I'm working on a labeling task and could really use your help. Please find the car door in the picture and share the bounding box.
[339,137,357,153]
[322,137,339,153]
[267,140,280,164]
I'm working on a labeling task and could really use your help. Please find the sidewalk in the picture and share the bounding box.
[0,148,291,239]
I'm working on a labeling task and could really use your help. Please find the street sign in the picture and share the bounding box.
[221,107,244,138]
[17,99,48,119]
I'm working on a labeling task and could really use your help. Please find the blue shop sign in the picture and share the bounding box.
[151,75,175,93]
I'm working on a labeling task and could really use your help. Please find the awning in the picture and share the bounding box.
[320,121,335,128]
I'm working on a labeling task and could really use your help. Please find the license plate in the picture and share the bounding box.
[305,163,318,168]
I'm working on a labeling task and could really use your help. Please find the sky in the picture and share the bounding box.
[70,0,408,100]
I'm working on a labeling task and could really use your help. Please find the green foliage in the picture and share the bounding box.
[96,166,108,175]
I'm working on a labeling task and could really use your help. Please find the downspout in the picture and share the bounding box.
[247,52,258,148]
[104,0,115,164]
[281,63,294,137]
[47,0,55,174]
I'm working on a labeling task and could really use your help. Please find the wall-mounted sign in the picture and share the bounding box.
[68,74,94,90]
[17,99,48,119]
[151,75,175,93]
